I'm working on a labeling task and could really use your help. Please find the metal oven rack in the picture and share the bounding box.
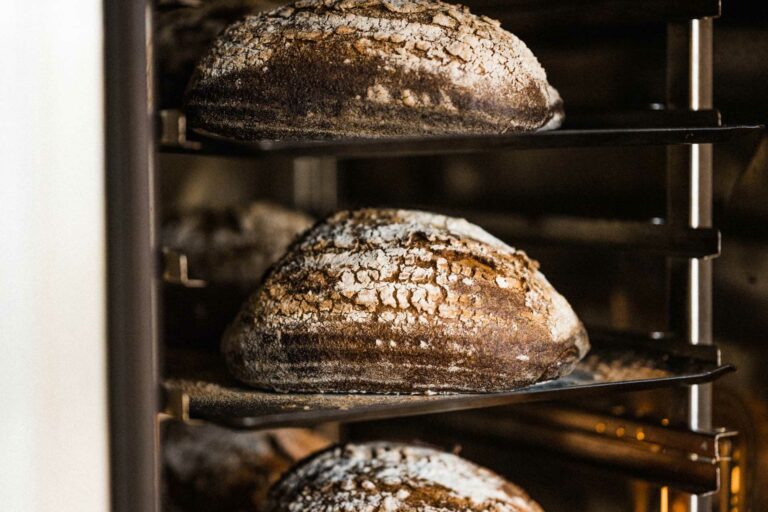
[163,337,733,429]
[105,1,764,511]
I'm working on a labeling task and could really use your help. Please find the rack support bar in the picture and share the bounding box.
[667,17,715,512]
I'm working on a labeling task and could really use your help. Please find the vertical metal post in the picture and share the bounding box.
[667,18,714,512]
[105,1,159,511]
[292,157,339,215]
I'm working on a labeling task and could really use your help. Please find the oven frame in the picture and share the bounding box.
[105,2,743,511]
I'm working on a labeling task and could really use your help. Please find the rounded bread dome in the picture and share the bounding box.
[221,208,589,393]
[186,0,563,139]
[266,441,545,511]
[155,0,281,109]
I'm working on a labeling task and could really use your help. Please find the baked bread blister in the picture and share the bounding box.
[222,208,589,394]
[266,441,544,512]
[186,0,563,139]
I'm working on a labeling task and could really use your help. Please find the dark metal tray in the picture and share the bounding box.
[162,336,733,429]
[161,125,762,160]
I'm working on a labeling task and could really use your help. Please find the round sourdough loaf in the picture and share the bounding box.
[163,201,314,285]
[221,208,589,393]
[186,0,563,139]
[162,201,313,350]
[266,441,545,512]
[162,422,331,512]
[156,0,281,108]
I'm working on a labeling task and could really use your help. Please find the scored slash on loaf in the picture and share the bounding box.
[221,209,589,394]
[186,0,563,139]
[266,441,545,511]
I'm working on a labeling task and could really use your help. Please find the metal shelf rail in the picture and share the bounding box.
[161,335,732,429]
[159,119,761,159]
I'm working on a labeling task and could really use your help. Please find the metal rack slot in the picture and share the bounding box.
[159,215,720,290]
[666,17,716,512]
[447,212,722,257]
[361,404,736,494]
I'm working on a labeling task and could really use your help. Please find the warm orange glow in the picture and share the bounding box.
[616,427,626,437]
[661,418,670,426]
[595,422,606,433]
[731,465,741,494]
[660,486,669,512]
[670,493,689,512]
[636,430,646,441]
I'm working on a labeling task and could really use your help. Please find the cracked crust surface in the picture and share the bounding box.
[222,208,589,393]
[156,0,280,108]
[266,442,545,511]
[186,0,563,139]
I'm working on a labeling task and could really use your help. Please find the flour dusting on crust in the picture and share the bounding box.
[266,442,544,512]
[187,0,563,138]
[222,208,588,394]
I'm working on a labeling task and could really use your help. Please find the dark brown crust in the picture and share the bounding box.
[266,442,545,511]
[186,0,563,139]
[155,0,279,109]
[224,323,588,393]
[222,209,589,394]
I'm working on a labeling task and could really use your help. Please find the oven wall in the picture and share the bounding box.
[0,1,109,511]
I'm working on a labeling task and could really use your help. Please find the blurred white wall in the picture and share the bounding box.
[0,1,108,511]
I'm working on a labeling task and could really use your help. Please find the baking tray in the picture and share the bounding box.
[162,335,734,429]
[160,125,763,160]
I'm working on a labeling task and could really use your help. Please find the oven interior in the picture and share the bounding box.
[106,1,768,511]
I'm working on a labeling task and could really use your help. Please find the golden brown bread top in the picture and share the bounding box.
[254,209,567,337]
[266,441,545,511]
[222,209,589,393]
[187,0,562,138]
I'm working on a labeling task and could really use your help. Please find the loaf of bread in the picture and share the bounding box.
[162,422,330,512]
[162,201,313,350]
[156,0,281,108]
[162,201,314,285]
[266,441,544,511]
[222,208,589,393]
[186,0,563,139]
